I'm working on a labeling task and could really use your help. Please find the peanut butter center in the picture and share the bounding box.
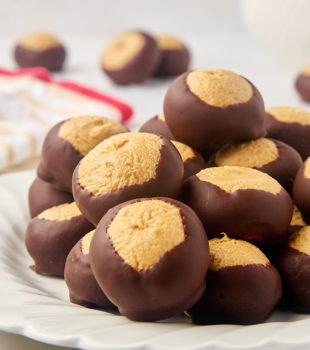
[290,205,306,227]
[290,226,310,255]
[58,116,127,156]
[196,166,282,195]
[157,113,165,121]
[19,32,61,51]
[303,157,310,179]
[172,141,196,162]
[78,133,162,195]
[266,106,310,126]
[102,32,145,70]
[38,202,81,221]
[209,235,269,271]
[81,230,95,255]
[107,199,185,271]
[215,138,278,168]
[301,63,310,77]
[186,69,253,107]
[155,35,185,50]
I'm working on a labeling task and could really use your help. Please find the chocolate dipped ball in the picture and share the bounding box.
[293,157,310,221]
[153,35,190,77]
[139,113,174,140]
[188,235,282,325]
[14,32,65,71]
[274,226,310,312]
[182,166,293,242]
[37,116,127,193]
[28,177,73,218]
[171,141,206,179]
[211,138,302,192]
[265,106,310,160]
[163,69,266,150]
[25,202,94,276]
[90,197,209,321]
[64,230,114,309]
[73,132,184,225]
[101,31,161,85]
[295,64,310,102]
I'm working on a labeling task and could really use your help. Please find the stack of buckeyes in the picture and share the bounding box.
[26,69,310,325]
[101,30,190,85]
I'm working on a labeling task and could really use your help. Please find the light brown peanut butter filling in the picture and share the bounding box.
[58,116,127,155]
[209,234,269,271]
[107,199,185,271]
[19,32,61,51]
[38,202,81,221]
[215,138,278,168]
[186,69,253,107]
[290,226,310,255]
[196,166,282,194]
[78,132,162,195]
[266,106,310,126]
[102,32,145,70]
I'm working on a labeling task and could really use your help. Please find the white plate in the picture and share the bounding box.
[1,170,310,350]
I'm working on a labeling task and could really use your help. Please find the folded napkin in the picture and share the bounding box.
[0,67,132,171]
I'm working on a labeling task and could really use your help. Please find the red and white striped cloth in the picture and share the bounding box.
[0,67,133,171]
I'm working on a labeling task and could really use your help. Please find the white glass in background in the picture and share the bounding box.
[241,0,310,76]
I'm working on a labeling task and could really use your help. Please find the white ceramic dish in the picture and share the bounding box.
[1,170,310,350]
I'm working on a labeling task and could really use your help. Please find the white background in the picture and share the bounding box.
[1,0,310,348]
[0,0,309,132]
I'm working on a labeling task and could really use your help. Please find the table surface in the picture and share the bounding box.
[0,30,308,349]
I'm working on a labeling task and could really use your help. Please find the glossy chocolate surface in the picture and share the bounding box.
[28,177,73,218]
[274,246,310,312]
[139,115,175,140]
[37,121,83,193]
[182,176,293,242]
[25,213,94,276]
[90,197,209,321]
[14,44,65,71]
[64,238,114,309]
[153,47,190,77]
[163,73,266,150]
[293,161,310,221]
[188,264,282,325]
[265,112,310,160]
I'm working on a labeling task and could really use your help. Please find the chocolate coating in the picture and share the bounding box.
[153,47,190,77]
[274,245,310,312]
[37,121,83,192]
[293,160,310,221]
[90,197,209,322]
[25,209,94,276]
[139,115,175,140]
[64,236,114,309]
[296,74,310,102]
[163,72,266,150]
[14,44,65,71]
[28,177,73,218]
[102,32,161,85]
[265,112,310,160]
[188,264,282,324]
[182,175,293,242]
[210,139,302,193]
[182,150,206,180]
[73,137,184,226]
